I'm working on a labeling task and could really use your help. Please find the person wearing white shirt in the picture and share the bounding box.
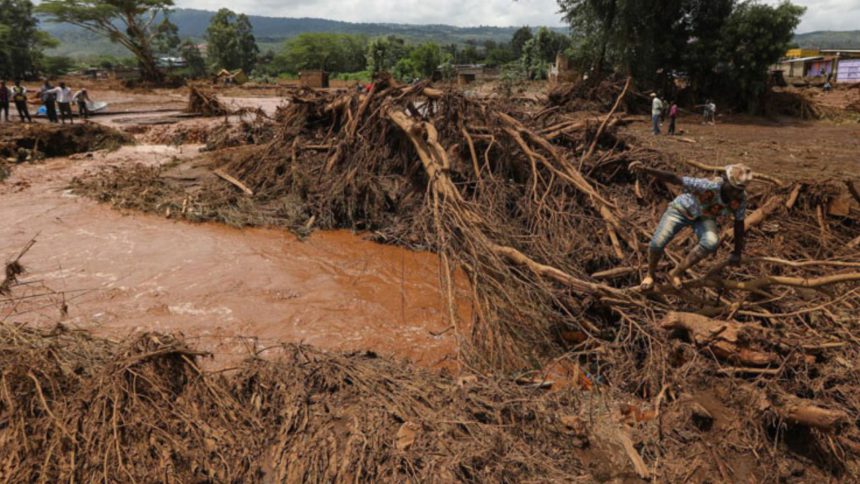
[650,93,664,135]
[54,82,74,124]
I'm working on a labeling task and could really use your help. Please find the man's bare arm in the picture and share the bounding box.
[628,162,683,185]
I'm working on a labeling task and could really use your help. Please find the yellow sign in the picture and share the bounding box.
[785,48,820,58]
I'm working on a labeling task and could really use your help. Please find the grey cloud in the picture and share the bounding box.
[764,0,859,32]
[176,0,855,32]
[176,0,566,26]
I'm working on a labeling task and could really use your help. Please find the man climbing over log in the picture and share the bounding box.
[629,162,753,290]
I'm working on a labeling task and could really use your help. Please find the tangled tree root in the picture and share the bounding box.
[69,78,860,480]
[0,323,612,482]
[186,85,230,116]
[0,123,132,162]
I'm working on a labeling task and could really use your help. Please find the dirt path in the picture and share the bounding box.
[0,145,464,370]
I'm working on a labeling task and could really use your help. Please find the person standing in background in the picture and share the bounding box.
[11,81,31,123]
[668,101,678,135]
[73,88,92,119]
[39,81,59,123]
[0,81,10,122]
[55,82,74,124]
[651,93,664,135]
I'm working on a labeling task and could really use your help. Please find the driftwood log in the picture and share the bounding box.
[761,391,850,432]
[660,311,778,366]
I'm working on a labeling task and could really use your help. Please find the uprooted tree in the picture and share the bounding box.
[37,0,178,83]
[66,75,860,479]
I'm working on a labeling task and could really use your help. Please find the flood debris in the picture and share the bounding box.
[0,323,606,482]
[65,77,860,480]
[0,123,132,163]
[186,84,230,116]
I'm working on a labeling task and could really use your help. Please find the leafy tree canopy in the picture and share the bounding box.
[558,0,805,111]
[276,33,367,74]
[205,8,259,73]
[0,0,55,80]
[37,0,176,82]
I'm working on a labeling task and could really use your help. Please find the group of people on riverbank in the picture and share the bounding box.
[650,93,716,135]
[0,80,93,124]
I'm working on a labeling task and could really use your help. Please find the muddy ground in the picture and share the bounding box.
[627,113,860,182]
[1,79,858,482]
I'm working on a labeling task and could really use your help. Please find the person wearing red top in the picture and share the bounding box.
[668,101,678,135]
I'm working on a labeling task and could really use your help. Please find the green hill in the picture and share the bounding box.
[794,30,860,49]
[40,8,566,59]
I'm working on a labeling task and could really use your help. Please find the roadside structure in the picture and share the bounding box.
[300,70,329,88]
[776,48,860,84]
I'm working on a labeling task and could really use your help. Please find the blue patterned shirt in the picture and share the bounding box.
[671,177,746,221]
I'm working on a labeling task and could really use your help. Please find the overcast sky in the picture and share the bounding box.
[174,0,858,33]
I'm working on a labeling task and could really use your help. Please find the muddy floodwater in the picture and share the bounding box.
[0,145,465,369]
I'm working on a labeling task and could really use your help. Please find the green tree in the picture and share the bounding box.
[153,16,180,55]
[366,36,407,75]
[409,42,442,77]
[559,0,687,79]
[533,27,571,64]
[205,8,259,73]
[681,0,736,97]
[0,0,54,80]
[719,1,805,112]
[439,54,455,81]
[511,26,533,58]
[460,43,480,64]
[40,55,78,77]
[558,0,804,109]
[520,37,549,80]
[393,58,418,81]
[37,0,175,82]
[179,39,206,78]
[483,40,516,67]
[277,33,368,74]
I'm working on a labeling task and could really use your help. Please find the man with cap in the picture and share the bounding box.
[650,93,663,135]
[629,162,753,290]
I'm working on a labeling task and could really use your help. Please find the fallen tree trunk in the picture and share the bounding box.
[660,311,778,366]
[765,392,849,432]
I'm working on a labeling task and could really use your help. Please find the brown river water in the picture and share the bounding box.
[0,144,465,370]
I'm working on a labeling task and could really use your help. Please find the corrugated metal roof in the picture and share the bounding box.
[782,56,824,63]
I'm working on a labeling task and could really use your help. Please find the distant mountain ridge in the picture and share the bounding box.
[41,8,566,58]
[793,30,860,49]
[38,8,858,59]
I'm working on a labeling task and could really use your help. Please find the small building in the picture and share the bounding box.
[299,70,329,88]
[457,72,476,85]
[778,56,826,79]
[157,56,188,69]
[775,48,860,84]
[836,58,860,84]
[823,49,860,84]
